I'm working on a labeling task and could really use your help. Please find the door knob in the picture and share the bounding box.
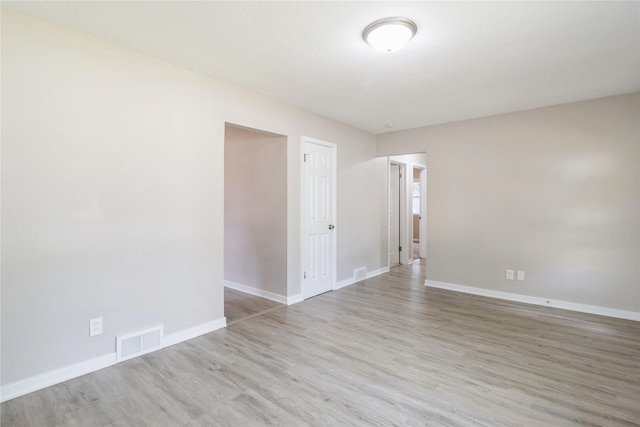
[328,224,335,230]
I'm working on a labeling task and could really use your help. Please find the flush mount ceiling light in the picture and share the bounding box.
[363,17,417,53]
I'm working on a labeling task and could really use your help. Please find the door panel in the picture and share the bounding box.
[389,164,400,265]
[303,140,336,299]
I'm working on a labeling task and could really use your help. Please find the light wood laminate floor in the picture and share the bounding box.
[224,288,284,325]
[2,261,639,426]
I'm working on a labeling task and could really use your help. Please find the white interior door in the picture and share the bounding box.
[303,139,336,299]
[389,163,400,266]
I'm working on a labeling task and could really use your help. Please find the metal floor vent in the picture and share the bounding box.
[354,267,367,281]
[116,325,163,361]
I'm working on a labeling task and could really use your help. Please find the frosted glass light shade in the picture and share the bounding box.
[363,18,417,53]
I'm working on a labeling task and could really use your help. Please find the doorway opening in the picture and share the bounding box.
[224,123,287,323]
[387,153,427,268]
[412,165,426,261]
[389,162,405,267]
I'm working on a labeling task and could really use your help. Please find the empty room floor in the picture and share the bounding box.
[224,287,284,325]
[2,262,639,426]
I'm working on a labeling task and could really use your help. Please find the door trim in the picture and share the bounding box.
[412,163,427,260]
[388,160,409,266]
[388,162,399,266]
[301,136,337,297]
[419,166,427,259]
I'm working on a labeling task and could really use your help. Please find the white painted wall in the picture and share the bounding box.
[1,8,386,390]
[334,135,389,280]
[378,93,640,313]
[224,125,287,296]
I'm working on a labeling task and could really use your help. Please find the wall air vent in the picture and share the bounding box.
[116,325,163,361]
[354,267,367,281]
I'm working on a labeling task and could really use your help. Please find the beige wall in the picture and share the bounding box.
[224,126,287,296]
[335,137,389,279]
[1,9,386,387]
[378,93,640,313]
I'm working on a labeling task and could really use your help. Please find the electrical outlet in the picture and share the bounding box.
[90,317,103,337]
[506,269,514,280]
[517,270,525,281]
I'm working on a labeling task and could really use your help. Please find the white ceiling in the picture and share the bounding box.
[6,1,640,134]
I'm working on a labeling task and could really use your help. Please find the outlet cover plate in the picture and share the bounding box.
[506,269,515,280]
[90,317,103,337]
[517,270,525,281]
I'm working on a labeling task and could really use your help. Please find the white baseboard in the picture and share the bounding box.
[335,266,390,290]
[368,267,390,279]
[163,317,227,348]
[425,280,640,322]
[0,353,118,403]
[0,316,227,403]
[224,280,288,304]
[335,277,355,290]
[224,280,303,306]
[286,294,304,305]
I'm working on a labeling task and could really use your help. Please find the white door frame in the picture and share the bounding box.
[389,163,401,266]
[388,160,410,266]
[420,166,427,259]
[301,136,337,298]
[413,164,427,259]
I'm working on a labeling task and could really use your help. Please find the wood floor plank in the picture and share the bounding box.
[2,261,639,426]
[224,288,284,325]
